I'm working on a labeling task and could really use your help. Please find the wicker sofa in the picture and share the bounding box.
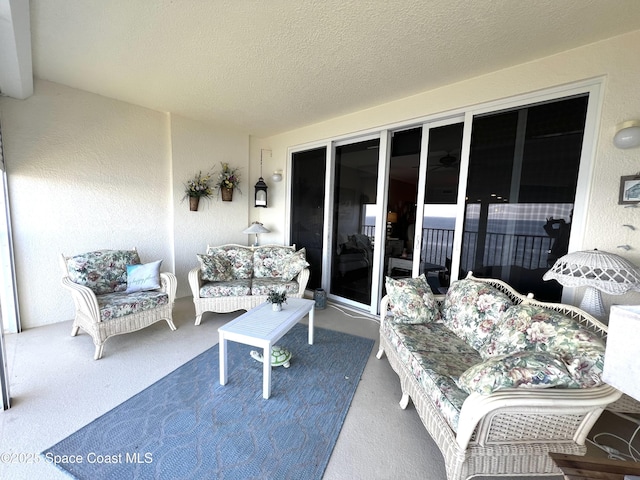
[60,249,177,360]
[377,272,623,480]
[189,244,310,325]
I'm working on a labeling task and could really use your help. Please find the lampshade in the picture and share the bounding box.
[386,212,398,223]
[603,305,640,401]
[242,222,270,247]
[613,120,640,149]
[543,249,640,318]
[242,222,270,235]
[272,171,283,182]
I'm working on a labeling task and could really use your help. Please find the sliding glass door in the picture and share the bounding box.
[460,95,588,300]
[330,138,380,306]
[289,84,598,311]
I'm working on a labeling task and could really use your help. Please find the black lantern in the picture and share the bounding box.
[254,149,270,207]
[254,176,267,207]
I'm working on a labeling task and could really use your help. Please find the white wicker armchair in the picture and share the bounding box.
[60,249,177,360]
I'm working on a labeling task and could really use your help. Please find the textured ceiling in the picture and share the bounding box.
[27,0,640,137]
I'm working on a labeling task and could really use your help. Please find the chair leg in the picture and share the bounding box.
[376,347,385,359]
[166,318,177,331]
[194,314,202,326]
[94,344,104,360]
[71,325,80,337]
[399,392,410,410]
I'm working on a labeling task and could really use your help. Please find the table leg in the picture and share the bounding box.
[308,308,314,345]
[219,335,228,386]
[263,343,271,399]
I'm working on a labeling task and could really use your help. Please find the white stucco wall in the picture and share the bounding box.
[0,80,250,328]
[254,29,640,311]
[171,115,249,298]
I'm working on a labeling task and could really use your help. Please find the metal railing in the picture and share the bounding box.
[359,225,554,272]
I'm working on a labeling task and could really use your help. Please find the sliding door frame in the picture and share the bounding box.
[286,77,604,311]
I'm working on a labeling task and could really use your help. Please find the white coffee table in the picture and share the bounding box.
[218,298,315,399]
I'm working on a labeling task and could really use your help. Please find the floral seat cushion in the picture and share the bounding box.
[441,279,514,351]
[66,249,141,295]
[251,278,300,296]
[384,319,481,431]
[98,291,168,321]
[200,279,252,298]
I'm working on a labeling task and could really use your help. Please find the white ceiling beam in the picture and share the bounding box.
[0,0,33,99]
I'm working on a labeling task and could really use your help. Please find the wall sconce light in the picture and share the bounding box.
[271,170,283,182]
[254,149,270,208]
[613,120,640,149]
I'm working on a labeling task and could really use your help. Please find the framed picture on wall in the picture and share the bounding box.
[619,175,640,204]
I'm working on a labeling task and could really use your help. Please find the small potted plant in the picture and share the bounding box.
[267,289,287,312]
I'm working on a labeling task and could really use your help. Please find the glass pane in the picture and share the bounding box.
[331,139,379,306]
[290,148,326,290]
[420,123,463,293]
[385,128,421,283]
[462,95,588,301]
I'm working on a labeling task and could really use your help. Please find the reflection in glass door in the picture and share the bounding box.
[419,122,464,293]
[330,139,379,306]
[461,95,588,301]
[290,147,326,290]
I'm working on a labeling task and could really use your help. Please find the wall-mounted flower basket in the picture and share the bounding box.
[189,196,200,211]
[221,187,233,202]
[214,163,241,201]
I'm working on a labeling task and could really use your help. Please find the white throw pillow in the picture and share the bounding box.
[126,260,162,293]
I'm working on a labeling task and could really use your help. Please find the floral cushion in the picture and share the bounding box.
[97,291,169,321]
[199,279,251,297]
[253,246,294,278]
[66,249,141,295]
[457,351,580,395]
[197,254,234,282]
[385,274,440,324]
[207,246,254,279]
[383,319,480,431]
[441,279,513,351]
[281,248,309,281]
[251,278,300,296]
[481,303,606,387]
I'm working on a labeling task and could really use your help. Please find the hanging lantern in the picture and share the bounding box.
[254,149,270,208]
[254,176,268,207]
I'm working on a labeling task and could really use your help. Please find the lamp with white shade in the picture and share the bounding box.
[242,222,270,246]
[543,249,640,319]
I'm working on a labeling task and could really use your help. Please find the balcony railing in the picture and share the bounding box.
[362,224,554,272]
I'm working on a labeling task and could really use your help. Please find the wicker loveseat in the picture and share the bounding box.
[60,249,177,360]
[377,272,623,480]
[189,244,310,325]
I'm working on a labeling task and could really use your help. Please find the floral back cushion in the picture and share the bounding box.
[458,351,580,395]
[207,245,254,279]
[441,279,513,351]
[481,303,606,387]
[65,249,141,295]
[197,254,234,282]
[385,274,440,324]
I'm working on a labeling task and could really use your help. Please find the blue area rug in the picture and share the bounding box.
[42,324,374,480]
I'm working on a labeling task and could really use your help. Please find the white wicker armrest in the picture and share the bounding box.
[188,267,203,298]
[296,268,310,294]
[61,276,101,323]
[159,272,177,304]
[455,385,622,450]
